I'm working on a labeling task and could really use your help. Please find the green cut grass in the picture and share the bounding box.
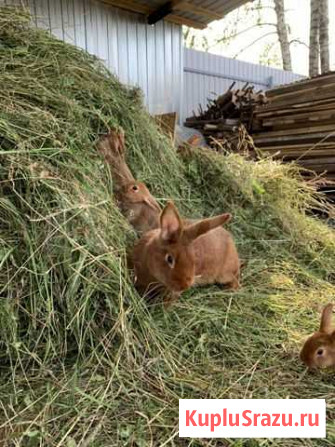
[0,7,334,447]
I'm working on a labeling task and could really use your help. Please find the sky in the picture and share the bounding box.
[184,0,335,75]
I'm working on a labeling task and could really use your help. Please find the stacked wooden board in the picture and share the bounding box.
[251,72,335,186]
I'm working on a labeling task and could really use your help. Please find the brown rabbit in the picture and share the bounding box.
[132,201,240,303]
[300,303,335,369]
[117,181,161,234]
[97,129,161,233]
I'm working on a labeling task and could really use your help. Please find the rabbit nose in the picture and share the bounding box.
[184,276,194,287]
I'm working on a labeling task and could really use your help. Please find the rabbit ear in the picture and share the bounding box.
[183,213,231,243]
[160,201,183,242]
[319,303,334,333]
[117,128,125,148]
[144,196,161,212]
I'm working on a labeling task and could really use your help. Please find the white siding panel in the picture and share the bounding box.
[85,0,99,57]
[154,21,165,113]
[171,23,182,116]
[136,19,148,104]
[116,8,129,84]
[95,1,109,63]
[163,22,172,112]
[48,0,64,40]
[106,6,118,74]
[73,0,86,50]
[127,13,138,86]
[34,0,50,30]
[61,0,76,45]
[146,24,156,112]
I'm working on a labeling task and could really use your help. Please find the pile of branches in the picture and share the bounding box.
[184,82,267,152]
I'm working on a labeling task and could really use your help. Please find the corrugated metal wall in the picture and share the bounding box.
[2,1,304,122]
[2,0,183,116]
[183,48,303,121]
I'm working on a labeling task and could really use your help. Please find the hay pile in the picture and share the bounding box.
[0,7,334,446]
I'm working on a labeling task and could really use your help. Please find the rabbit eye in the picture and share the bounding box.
[165,254,175,268]
[317,349,324,357]
[132,185,139,192]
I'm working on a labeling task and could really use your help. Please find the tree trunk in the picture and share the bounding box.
[309,0,320,77]
[319,0,330,73]
[273,0,292,71]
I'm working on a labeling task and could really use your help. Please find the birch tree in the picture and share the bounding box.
[273,0,292,71]
[309,0,320,76]
[319,0,330,73]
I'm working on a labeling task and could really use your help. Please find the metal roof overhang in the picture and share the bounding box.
[100,0,253,29]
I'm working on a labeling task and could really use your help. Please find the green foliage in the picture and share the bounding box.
[0,7,334,446]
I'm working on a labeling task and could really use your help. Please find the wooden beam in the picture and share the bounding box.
[101,0,206,28]
[100,0,149,15]
[165,15,206,29]
[175,2,223,21]
[147,0,213,26]
[147,1,175,25]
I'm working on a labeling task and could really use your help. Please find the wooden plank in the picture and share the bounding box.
[154,112,177,140]
[267,72,335,97]
[255,99,335,118]
[256,97,335,115]
[261,148,335,159]
[147,0,184,25]
[261,109,335,127]
[256,105,335,120]
[258,142,335,151]
[175,2,223,21]
[165,13,206,29]
[297,159,335,170]
[253,124,335,139]
[267,85,335,109]
[269,81,335,104]
[253,132,335,145]
[263,119,335,133]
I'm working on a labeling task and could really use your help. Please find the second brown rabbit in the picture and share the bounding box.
[97,129,161,233]
[117,181,161,234]
[132,200,240,304]
[300,303,335,369]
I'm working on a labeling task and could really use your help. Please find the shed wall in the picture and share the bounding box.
[3,0,183,116]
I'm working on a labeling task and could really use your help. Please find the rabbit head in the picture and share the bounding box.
[300,303,335,369]
[138,201,231,293]
[118,181,161,212]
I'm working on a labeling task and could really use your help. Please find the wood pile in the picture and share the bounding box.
[251,72,335,187]
[184,82,267,152]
